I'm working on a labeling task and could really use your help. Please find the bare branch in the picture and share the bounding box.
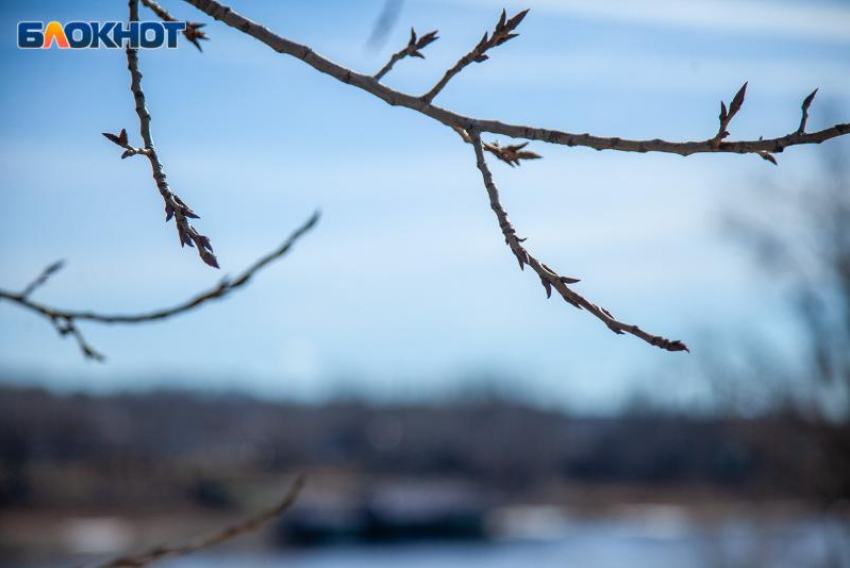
[180,0,848,158]
[175,0,848,352]
[95,475,304,568]
[0,212,320,361]
[20,260,65,299]
[140,0,209,51]
[119,0,218,268]
[421,8,528,103]
[374,27,439,82]
[469,130,688,353]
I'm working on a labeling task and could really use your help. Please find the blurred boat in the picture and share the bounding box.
[275,480,486,546]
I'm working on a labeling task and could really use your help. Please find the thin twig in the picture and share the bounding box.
[374,27,438,82]
[95,475,305,568]
[799,88,819,134]
[20,260,65,299]
[712,82,748,148]
[0,212,320,360]
[117,0,218,268]
[422,9,527,104]
[140,0,208,51]
[469,130,688,352]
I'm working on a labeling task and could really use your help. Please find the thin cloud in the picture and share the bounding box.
[444,0,850,44]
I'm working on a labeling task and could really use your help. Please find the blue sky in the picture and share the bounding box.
[1,0,848,411]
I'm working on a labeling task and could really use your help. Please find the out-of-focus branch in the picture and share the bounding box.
[95,475,305,568]
[373,27,438,82]
[19,260,65,299]
[422,9,527,104]
[469,130,688,352]
[0,212,320,361]
[140,0,208,51]
[365,0,403,51]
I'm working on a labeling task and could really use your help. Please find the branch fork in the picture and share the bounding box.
[0,212,319,361]
[712,82,748,148]
[103,128,151,159]
[452,126,541,167]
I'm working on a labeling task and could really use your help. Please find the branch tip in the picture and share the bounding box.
[141,0,209,52]
[758,151,778,166]
[798,87,818,134]
[373,26,438,80]
[422,7,529,102]
[468,129,688,352]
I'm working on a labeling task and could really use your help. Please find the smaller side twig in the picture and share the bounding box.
[712,82,748,148]
[95,475,305,568]
[374,27,438,81]
[421,9,528,104]
[140,0,209,51]
[20,260,65,299]
[798,88,819,134]
[49,314,105,361]
[469,129,688,353]
[103,128,151,159]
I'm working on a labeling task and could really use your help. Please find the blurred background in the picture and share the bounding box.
[1,0,849,566]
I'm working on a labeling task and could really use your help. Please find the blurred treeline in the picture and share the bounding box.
[0,381,846,514]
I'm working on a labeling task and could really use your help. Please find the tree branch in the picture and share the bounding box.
[180,0,848,158]
[374,27,438,82]
[0,212,320,361]
[95,475,304,568]
[469,130,688,352]
[112,0,218,268]
[176,0,848,351]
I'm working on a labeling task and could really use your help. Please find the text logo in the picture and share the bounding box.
[18,21,187,49]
